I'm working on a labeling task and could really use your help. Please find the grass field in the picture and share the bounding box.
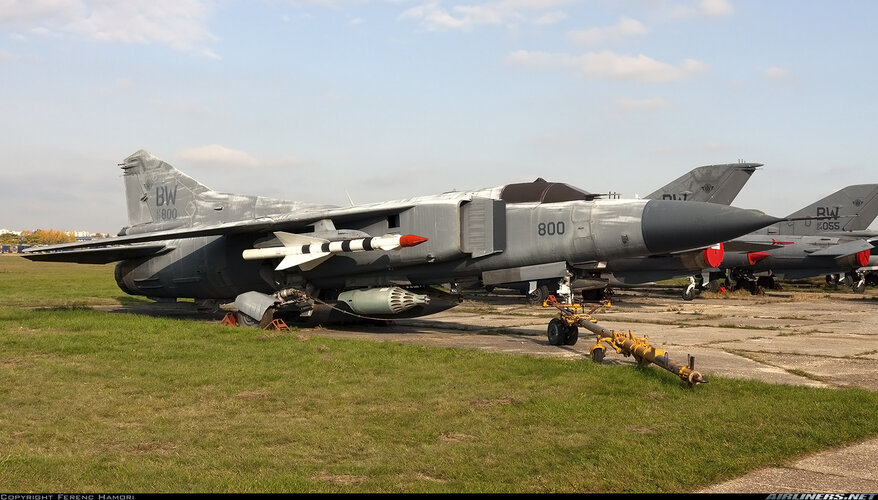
[2,255,878,493]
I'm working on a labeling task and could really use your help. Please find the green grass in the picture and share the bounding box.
[0,255,148,307]
[2,255,878,493]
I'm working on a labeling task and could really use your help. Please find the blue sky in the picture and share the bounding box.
[2,0,876,233]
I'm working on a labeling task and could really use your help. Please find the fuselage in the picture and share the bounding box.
[115,198,652,298]
[719,235,872,279]
[114,196,777,299]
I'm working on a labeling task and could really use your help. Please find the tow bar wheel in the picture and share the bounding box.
[547,318,566,346]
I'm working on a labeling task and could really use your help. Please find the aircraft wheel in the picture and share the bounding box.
[562,326,579,346]
[682,286,696,301]
[706,280,721,293]
[853,279,866,294]
[582,288,608,302]
[528,285,550,306]
[757,276,776,290]
[744,280,760,295]
[547,318,566,346]
[235,311,259,327]
[591,347,604,363]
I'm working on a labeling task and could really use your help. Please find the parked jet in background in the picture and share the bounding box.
[23,150,781,326]
[690,183,878,297]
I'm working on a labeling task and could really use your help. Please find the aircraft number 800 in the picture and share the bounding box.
[158,208,178,221]
[537,221,565,236]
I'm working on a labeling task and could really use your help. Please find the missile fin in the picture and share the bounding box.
[274,231,329,247]
[376,240,402,251]
[276,253,332,271]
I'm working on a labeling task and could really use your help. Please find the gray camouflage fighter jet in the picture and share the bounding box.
[24,150,782,327]
[691,183,878,296]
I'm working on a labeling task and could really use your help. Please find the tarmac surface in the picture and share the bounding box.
[117,284,878,493]
[306,285,878,494]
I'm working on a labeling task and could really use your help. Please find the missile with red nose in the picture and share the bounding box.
[242,231,429,271]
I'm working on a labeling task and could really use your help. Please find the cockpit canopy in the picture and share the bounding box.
[500,178,600,204]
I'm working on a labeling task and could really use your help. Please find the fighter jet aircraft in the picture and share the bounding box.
[691,183,878,297]
[23,150,782,327]
[488,161,763,303]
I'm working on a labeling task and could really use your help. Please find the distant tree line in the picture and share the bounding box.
[1,230,77,245]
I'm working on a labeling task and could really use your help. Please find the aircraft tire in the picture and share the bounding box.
[744,280,761,295]
[682,286,696,301]
[562,326,579,346]
[582,288,609,302]
[853,279,866,294]
[528,285,550,306]
[547,318,565,346]
[706,280,721,293]
[757,276,776,290]
[236,311,259,327]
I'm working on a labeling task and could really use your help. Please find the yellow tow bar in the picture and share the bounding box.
[546,298,707,387]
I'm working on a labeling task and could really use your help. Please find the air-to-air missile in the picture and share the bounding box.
[242,232,429,271]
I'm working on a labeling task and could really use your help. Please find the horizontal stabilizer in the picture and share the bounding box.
[21,243,170,264]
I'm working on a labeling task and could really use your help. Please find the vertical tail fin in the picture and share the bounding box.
[645,162,762,204]
[119,149,328,235]
[773,184,878,235]
[120,149,213,231]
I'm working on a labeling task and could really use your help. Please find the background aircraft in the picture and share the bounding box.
[23,150,781,328]
[690,183,878,297]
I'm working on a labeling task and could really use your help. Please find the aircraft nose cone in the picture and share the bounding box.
[641,200,781,254]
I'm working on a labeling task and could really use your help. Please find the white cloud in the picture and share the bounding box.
[507,49,706,83]
[533,10,566,25]
[178,144,260,168]
[764,66,791,79]
[0,0,218,57]
[0,48,21,61]
[399,0,573,31]
[700,0,734,16]
[668,0,734,19]
[0,0,82,28]
[616,97,670,110]
[568,17,648,46]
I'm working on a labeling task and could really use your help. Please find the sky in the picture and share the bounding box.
[1,0,877,234]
